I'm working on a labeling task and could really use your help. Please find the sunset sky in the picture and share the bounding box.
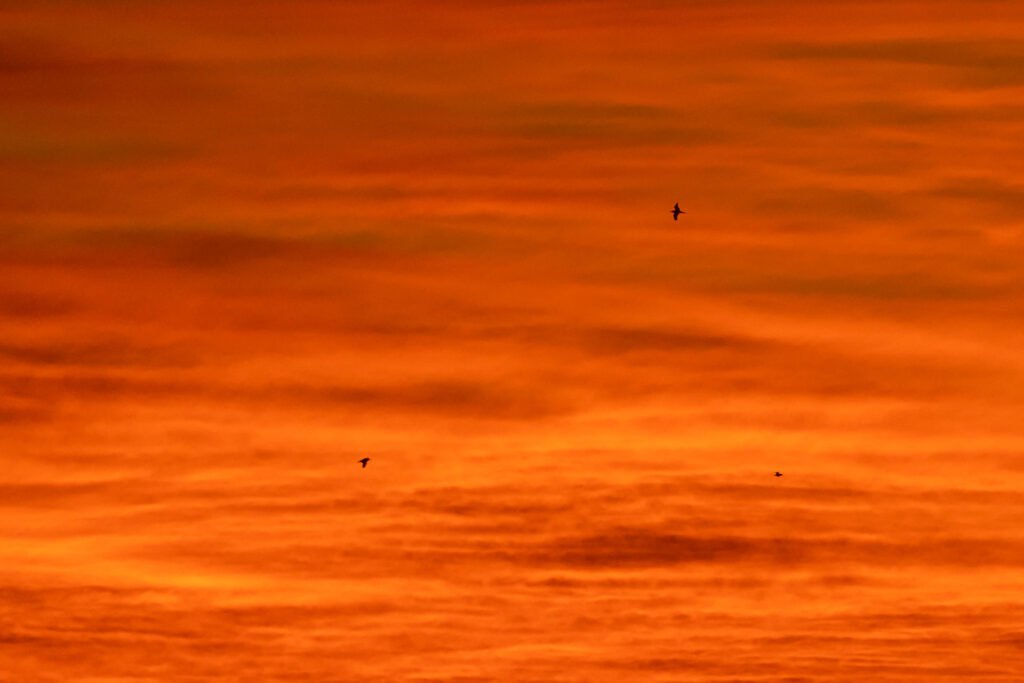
[4,1,1024,680]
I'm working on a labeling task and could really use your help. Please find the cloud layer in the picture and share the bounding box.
[3,1,1024,681]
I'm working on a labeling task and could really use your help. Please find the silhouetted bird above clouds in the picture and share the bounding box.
[672,202,686,220]
[358,457,370,468]
[774,471,783,477]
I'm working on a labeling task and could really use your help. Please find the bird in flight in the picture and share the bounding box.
[671,202,686,220]
[358,457,370,468]
[774,471,783,477]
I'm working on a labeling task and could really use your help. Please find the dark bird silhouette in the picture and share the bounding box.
[774,471,783,477]
[358,457,370,468]
[671,202,686,220]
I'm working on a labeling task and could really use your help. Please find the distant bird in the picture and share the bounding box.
[358,457,370,468]
[774,471,783,477]
[671,202,686,220]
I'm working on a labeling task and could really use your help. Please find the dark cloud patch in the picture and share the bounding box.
[0,479,137,507]
[401,485,575,519]
[746,274,994,301]
[658,261,997,301]
[246,181,410,203]
[767,99,1024,132]
[574,326,768,355]
[0,228,281,269]
[525,573,786,592]
[0,372,575,422]
[0,339,196,369]
[2,372,196,402]
[985,631,1024,651]
[754,186,906,222]
[0,291,78,319]
[350,322,767,356]
[810,605,1024,632]
[294,380,574,421]
[925,176,1024,217]
[0,226,493,272]
[503,101,727,150]
[600,656,719,673]
[770,40,1024,87]
[0,402,53,425]
[637,479,873,505]
[537,529,805,568]
[130,526,1024,582]
[0,477,215,511]
[0,32,186,76]
[0,133,185,165]
[156,231,303,270]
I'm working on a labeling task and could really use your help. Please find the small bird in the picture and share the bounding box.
[774,471,783,477]
[671,202,686,220]
[358,457,370,468]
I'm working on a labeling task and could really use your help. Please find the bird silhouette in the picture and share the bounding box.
[671,202,686,220]
[358,457,370,468]
[774,471,783,477]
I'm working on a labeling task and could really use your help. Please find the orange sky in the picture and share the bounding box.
[4,1,1024,680]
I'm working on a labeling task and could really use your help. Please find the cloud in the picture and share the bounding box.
[0,291,78,319]
[276,380,577,421]
[572,325,767,355]
[0,340,196,368]
[0,403,53,425]
[537,529,792,568]
[0,479,146,507]
[501,101,727,150]
[768,39,1024,91]
[925,176,1024,216]
[0,371,578,423]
